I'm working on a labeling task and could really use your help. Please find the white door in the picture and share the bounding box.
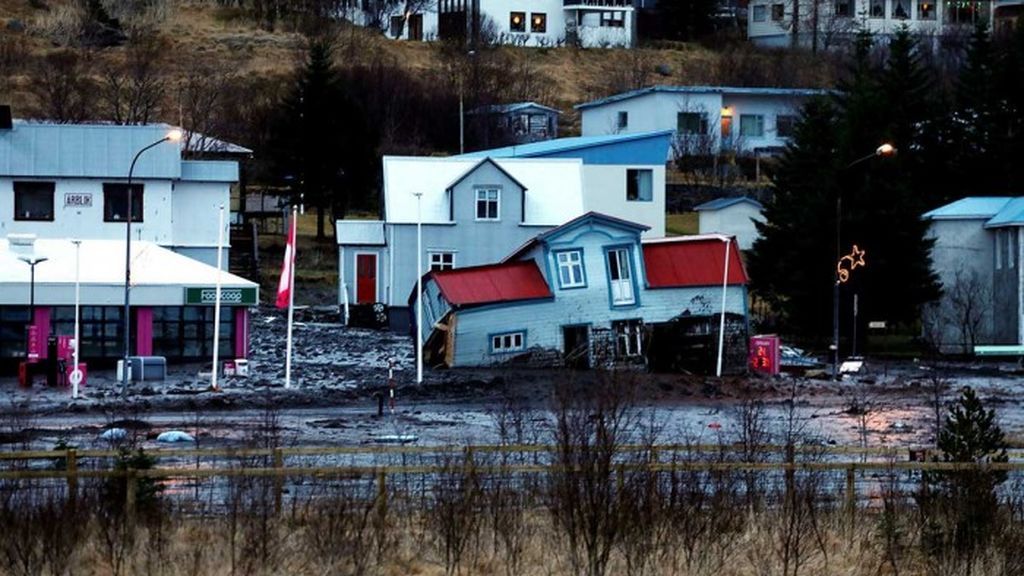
[607,249,634,305]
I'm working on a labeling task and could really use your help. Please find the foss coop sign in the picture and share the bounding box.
[184,287,257,306]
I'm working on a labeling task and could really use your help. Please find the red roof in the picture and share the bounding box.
[643,237,748,288]
[432,261,552,306]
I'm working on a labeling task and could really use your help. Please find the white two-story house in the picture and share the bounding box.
[576,86,827,160]
[411,212,749,372]
[335,130,673,328]
[0,121,239,268]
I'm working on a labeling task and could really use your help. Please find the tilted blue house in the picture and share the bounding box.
[411,212,749,372]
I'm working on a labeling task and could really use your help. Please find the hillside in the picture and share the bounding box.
[0,0,840,139]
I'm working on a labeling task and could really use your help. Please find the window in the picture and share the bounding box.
[531,12,546,33]
[677,112,708,135]
[79,306,124,359]
[776,115,797,138]
[947,1,988,24]
[491,331,525,354]
[617,111,628,129]
[475,188,500,220]
[601,11,625,27]
[103,183,143,222]
[390,15,404,37]
[892,0,910,19]
[0,307,30,359]
[555,250,586,289]
[152,306,233,360]
[870,0,884,17]
[613,319,643,357]
[626,169,653,202]
[834,0,851,17]
[753,4,767,21]
[771,3,784,21]
[607,248,635,306]
[919,1,936,19]
[510,11,526,32]
[429,251,455,271]
[13,182,55,221]
[739,114,765,138]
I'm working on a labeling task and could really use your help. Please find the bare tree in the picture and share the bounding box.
[945,267,991,355]
[29,49,96,123]
[177,59,236,157]
[98,34,167,125]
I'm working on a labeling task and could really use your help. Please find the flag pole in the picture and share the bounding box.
[211,204,225,392]
[284,205,297,389]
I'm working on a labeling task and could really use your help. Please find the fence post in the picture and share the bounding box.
[273,448,284,515]
[66,449,78,505]
[845,466,856,522]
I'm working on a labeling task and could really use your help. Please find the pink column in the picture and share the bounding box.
[32,307,50,334]
[135,307,153,356]
[234,307,249,359]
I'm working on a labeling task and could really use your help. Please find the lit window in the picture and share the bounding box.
[613,319,643,357]
[510,11,525,32]
[626,169,653,202]
[475,188,500,220]
[776,115,797,138]
[677,112,708,135]
[429,251,455,271]
[531,12,546,33]
[739,114,765,138]
[13,181,55,222]
[491,331,525,354]
[617,111,628,129]
[556,250,585,289]
[919,1,935,20]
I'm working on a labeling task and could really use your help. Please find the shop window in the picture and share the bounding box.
[153,306,233,360]
[613,319,643,357]
[103,183,144,222]
[0,307,30,359]
[510,11,526,32]
[491,331,525,353]
[79,306,124,359]
[626,169,653,202]
[677,112,708,135]
[531,12,546,33]
[13,181,55,221]
[740,114,765,137]
[475,188,500,220]
[776,115,797,138]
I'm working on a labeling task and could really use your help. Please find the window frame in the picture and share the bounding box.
[677,112,708,135]
[13,181,56,222]
[475,187,501,221]
[601,11,625,27]
[771,3,785,21]
[834,0,851,17]
[739,114,765,138]
[428,251,456,272]
[490,330,526,354]
[531,12,547,33]
[752,4,767,21]
[510,11,526,32]
[891,0,910,19]
[605,246,638,307]
[554,248,587,290]
[870,0,885,18]
[103,183,144,223]
[617,111,629,129]
[612,319,644,358]
[626,168,653,202]
[918,1,936,20]
[776,115,797,138]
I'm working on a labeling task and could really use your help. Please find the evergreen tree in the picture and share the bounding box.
[658,0,717,41]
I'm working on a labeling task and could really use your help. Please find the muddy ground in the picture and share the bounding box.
[1,306,1023,452]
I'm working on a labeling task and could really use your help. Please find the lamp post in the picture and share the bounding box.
[122,129,182,390]
[716,236,732,377]
[414,191,423,384]
[18,255,49,324]
[832,143,895,380]
[71,240,81,399]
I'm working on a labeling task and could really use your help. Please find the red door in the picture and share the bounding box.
[356,254,377,304]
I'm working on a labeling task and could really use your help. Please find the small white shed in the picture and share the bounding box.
[694,197,765,251]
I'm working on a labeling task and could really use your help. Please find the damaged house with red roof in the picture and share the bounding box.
[411,212,750,372]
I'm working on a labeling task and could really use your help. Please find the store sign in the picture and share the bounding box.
[26,325,41,362]
[184,287,257,306]
[64,193,93,207]
[749,334,780,376]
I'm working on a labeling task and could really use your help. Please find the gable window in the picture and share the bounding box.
[677,112,708,135]
[613,319,643,357]
[739,114,765,138]
[776,115,797,138]
[13,181,55,221]
[475,188,500,220]
[601,11,625,27]
[491,331,525,354]
[753,4,767,21]
[510,11,526,32]
[626,169,653,202]
[531,12,547,33]
[103,183,144,222]
[429,251,456,271]
[919,1,935,19]
[834,0,851,17]
[771,3,785,21]
[617,111,628,129]
[555,249,586,289]
[607,248,635,306]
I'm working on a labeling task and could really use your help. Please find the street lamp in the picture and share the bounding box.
[832,143,896,380]
[122,128,183,389]
[716,236,732,377]
[414,191,423,384]
[18,255,49,323]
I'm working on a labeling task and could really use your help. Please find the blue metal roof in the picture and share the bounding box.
[922,197,1015,221]
[467,102,562,116]
[694,197,764,211]
[575,85,831,111]
[458,130,673,166]
[985,197,1024,228]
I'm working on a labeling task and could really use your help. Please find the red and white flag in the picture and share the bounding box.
[276,212,297,309]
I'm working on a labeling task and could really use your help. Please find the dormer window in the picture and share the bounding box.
[476,188,500,221]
